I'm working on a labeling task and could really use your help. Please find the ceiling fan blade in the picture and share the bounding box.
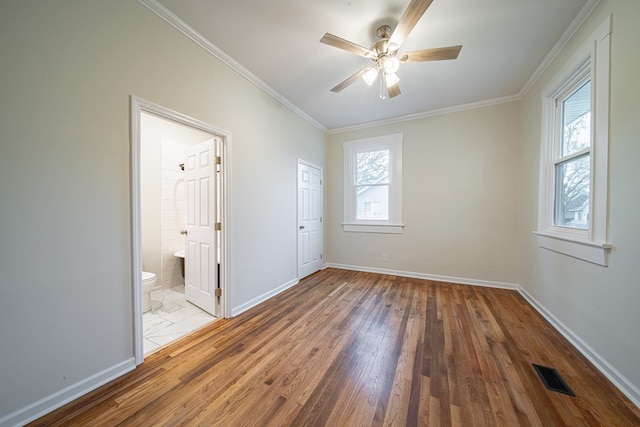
[330,67,372,93]
[388,82,401,98]
[320,33,373,58]
[388,0,434,50]
[399,45,462,63]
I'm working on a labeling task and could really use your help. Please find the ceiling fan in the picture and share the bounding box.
[320,0,462,99]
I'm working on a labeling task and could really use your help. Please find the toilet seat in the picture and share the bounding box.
[142,271,159,313]
[142,271,156,283]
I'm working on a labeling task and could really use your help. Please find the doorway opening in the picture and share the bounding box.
[131,96,230,364]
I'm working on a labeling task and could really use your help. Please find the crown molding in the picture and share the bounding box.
[137,0,327,133]
[328,0,602,135]
[138,0,601,136]
[326,94,520,134]
[518,0,602,98]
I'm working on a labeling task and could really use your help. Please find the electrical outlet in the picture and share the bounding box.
[382,252,389,262]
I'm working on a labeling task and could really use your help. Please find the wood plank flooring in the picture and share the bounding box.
[31,268,640,426]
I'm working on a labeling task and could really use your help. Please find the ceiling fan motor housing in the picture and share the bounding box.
[320,0,462,98]
[371,25,394,57]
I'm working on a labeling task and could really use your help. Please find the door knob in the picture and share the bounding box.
[299,225,305,230]
[180,229,188,235]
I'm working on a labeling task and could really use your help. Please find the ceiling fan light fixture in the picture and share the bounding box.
[362,67,379,86]
[320,0,463,99]
[385,72,399,88]
[382,56,400,74]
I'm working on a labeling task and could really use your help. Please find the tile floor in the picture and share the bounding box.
[143,285,216,354]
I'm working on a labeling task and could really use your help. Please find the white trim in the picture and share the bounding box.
[130,96,232,366]
[0,359,135,427]
[327,95,519,134]
[230,278,299,317]
[518,287,640,409]
[534,230,611,266]
[518,0,602,98]
[342,223,404,234]
[136,0,604,136]
[343,134,403,232]
[136,0,326,133]
[130,101,144,364]
[325,263,519,290]
[536,16,611,265]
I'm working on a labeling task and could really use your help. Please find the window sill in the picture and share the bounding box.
[343,223,404,234]
[534,230,612,266]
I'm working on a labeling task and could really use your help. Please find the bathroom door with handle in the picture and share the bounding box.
[184,138,217,316]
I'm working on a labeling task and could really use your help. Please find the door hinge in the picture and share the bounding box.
[215,156,221,165]
[320,254,323,259]
[215,222,222,231]
[215,288,222,297]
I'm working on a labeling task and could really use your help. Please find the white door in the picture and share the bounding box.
[185,139,217,315]
[298,161,323,279]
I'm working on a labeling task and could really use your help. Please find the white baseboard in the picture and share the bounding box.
[0,358,136,427]
[325,263,519,290]
[518,286,640,409]
[230,277,299,317]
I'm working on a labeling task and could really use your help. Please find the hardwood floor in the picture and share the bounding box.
[31,268,640,426]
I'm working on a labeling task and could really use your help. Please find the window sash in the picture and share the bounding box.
[553,153,590,229]
[343,134,403,233]
[552,76,592,231]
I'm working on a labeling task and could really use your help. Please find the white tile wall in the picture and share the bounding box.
[161,138,187,289]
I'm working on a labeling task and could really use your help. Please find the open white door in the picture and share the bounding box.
[298,161,323,279]
[185,139,217,315]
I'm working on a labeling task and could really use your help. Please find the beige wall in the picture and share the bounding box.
[518,0,640,397]
[0,1,324,422]
[326,102,521,285]
[326,0,640,404]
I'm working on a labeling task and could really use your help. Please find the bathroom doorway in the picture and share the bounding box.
[131,97,230,364]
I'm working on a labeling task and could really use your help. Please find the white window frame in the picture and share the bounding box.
[535,16,612,266]
[343,133,403,234]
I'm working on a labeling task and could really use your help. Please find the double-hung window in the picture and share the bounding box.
[343,133,403,233]
[554,78,591,230]
[535,16,611,265]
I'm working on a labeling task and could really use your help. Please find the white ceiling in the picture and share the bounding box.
[152,0,591,131]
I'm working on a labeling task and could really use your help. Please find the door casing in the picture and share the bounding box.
[130,96,231,365]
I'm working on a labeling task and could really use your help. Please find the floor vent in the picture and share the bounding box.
[533,364,576,396]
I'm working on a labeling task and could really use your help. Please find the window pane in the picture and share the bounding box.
[356,150,389,185]
[356,185,388,220]
[554,153,590,229]
[562,80,591,157]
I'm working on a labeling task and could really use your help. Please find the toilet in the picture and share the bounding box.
[142,271,158,313]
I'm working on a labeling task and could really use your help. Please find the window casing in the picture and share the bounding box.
[535,16,611,266]
[343,134,403,233]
